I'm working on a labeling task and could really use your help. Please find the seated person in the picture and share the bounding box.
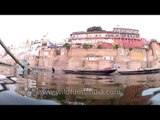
[18,59,31,76]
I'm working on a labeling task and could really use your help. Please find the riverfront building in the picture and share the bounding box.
[68,26,150,48]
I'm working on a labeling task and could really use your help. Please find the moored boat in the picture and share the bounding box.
[62,69,117,75]
[117,67,160,75]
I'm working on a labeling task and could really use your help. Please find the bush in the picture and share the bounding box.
[114,44,119,49]
[83,44,92,49]
[87,26,103,32]
[129,48,132,51]
[97,45,103,49]
[63,43,71,50]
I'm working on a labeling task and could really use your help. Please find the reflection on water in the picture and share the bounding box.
[1,70,160,105]
[14,72,125,105]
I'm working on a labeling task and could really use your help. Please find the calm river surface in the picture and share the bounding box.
[1,69,160,105]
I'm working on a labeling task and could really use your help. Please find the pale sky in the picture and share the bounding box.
[0,15,160,46]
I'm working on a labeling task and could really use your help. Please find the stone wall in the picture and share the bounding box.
[130,49,146,61]
[84,60,98,70]
[148,41,160,67]
[114,61,128,70]
[68,48,117,58]
[61,48,68,55]
[26,55,38,66]
[67,58,84,70]
[128,61,142,69]
[38,56,56,69]
[147,50,154,61]
[150,41,160,59]
[67,48,149,70]
[69,48,151,69]
[98,60,113,70]
[2,41,160,72]
[39,48,57,57]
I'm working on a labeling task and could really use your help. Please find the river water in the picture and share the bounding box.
[1,68,160,105]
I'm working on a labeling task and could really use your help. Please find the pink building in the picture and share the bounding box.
[68,26,150,48]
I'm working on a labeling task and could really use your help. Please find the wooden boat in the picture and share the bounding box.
[117,67,160,75]
[62,69,117,75]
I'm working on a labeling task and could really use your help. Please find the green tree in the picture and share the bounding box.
[114,44,119,49]
[97,45,103,49]
[63,43,71,50]
[83,44,92,49]
[129,48,132,51]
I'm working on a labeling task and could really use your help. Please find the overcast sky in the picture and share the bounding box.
[0,15,160,46]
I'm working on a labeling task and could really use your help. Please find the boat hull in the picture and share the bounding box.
[118,68,160,75]
[63,69,117,75]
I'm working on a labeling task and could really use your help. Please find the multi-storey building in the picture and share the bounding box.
[68,26,149,48]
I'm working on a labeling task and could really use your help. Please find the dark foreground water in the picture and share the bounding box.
[1,70,160,105]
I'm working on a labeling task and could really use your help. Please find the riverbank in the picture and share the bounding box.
[1,40,160,72]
